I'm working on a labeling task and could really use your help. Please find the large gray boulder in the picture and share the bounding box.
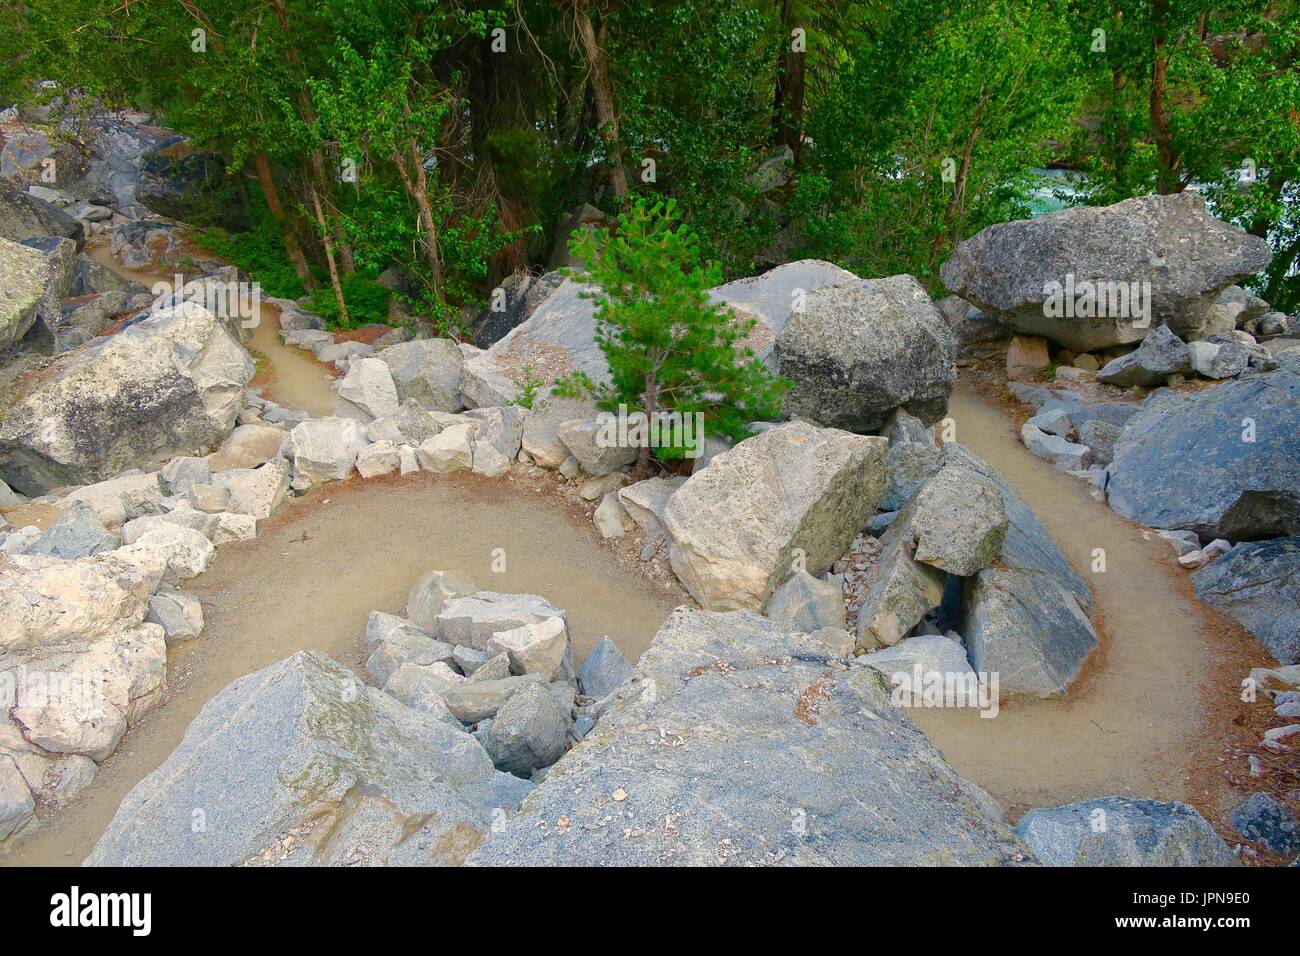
[1107,357,1300,540]
[940,193,1272,351]
[1015,797,1237,867]
[378,339,464,412]
[459,260,859,407]
[944,444,1097,698]
[775,275,956,431]
[1191,537,1300,664]
[85,651,532,866]
[0,236,52,349]
[479,681,570,776]
[467,608,1031,866]
[0,302,254,495]
[664,422,887,611]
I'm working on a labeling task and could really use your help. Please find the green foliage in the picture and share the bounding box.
[505,368,548,410]
[305,275,391,330]
[556,198,789,456]
[195,213,306,301]
[796,0,1085,287]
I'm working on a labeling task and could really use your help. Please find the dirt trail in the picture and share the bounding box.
[912,385,1262,819]
[5,473,685,865]
[83,237,337,416]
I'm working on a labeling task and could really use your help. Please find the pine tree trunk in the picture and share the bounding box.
[1150,3,1181,194]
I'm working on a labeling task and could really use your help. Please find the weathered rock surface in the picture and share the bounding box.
[1230,792,1299,856]
[1096,325,1191,386]
[1192,537,1300,664]
[664,422,887,611]
[617,476,685,537]
[899,464,1008,576]
[86,651,531,866]
[577,636,634,700]
[333,358,400,422]
[765,570,847,632]
[0,179,82,246]
[940,193,1272,350]
[468,608,1031,865]
[1107,357,1300,540]
[940,444,1096,698]
[288,417,368,491]
[1015,797,1237,867]
[0,235,50,348]
[775,275,956,431]
[379,339,463,412]
[881,441,943,512]
[0,552,151,650]
[0,303,254,495]
[556,417,638,476]
[860,635,974,685]
[480,681,570,776]
[28,501,118,559]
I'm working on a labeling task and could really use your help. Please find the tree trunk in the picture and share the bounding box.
[772,0,806,161]
[633,376,658,481]
[1150,3,1181,194]
[393,144,445,302]
[254,152,315,289]
[573,0,628,198]
[271,0,354,276]
[310,185,349,326]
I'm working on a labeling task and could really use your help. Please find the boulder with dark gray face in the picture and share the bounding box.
[1015,797,1237,867]
[85,651,532,866]
[27,501,119,559]
[880,441,943,512]
[664,422,887,611]
[470,271,566,348]
[765,570,847,632]
[1107,356,1300,540]
[940,193,1272,351]
[942,443,1097,698]
[135,135,246,230]
[1191,537,1300,665]
[775,275,956,432]
[0,179,83,247]
[1096,325,1190,386]
[576,636,634,699]
[0,302,254,495]
[467,607,1032,866]
[479,681,571,777]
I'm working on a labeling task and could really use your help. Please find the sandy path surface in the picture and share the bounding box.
[5,473,686,865]
[83,236,337,416]
[912,385,1263,820]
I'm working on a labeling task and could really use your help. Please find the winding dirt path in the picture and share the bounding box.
[83,236,337,416]
[912,385,1264,820]
[4,239,1265,862]
[5,474,685,865]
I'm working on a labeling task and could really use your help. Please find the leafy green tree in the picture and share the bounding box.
[556,198,788,478]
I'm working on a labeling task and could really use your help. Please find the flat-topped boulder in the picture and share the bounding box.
[940,193,1272,351]
[0,302,254,495]
[468,608,1031,866]
[85,651,532,866]
[664,422,887,611]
